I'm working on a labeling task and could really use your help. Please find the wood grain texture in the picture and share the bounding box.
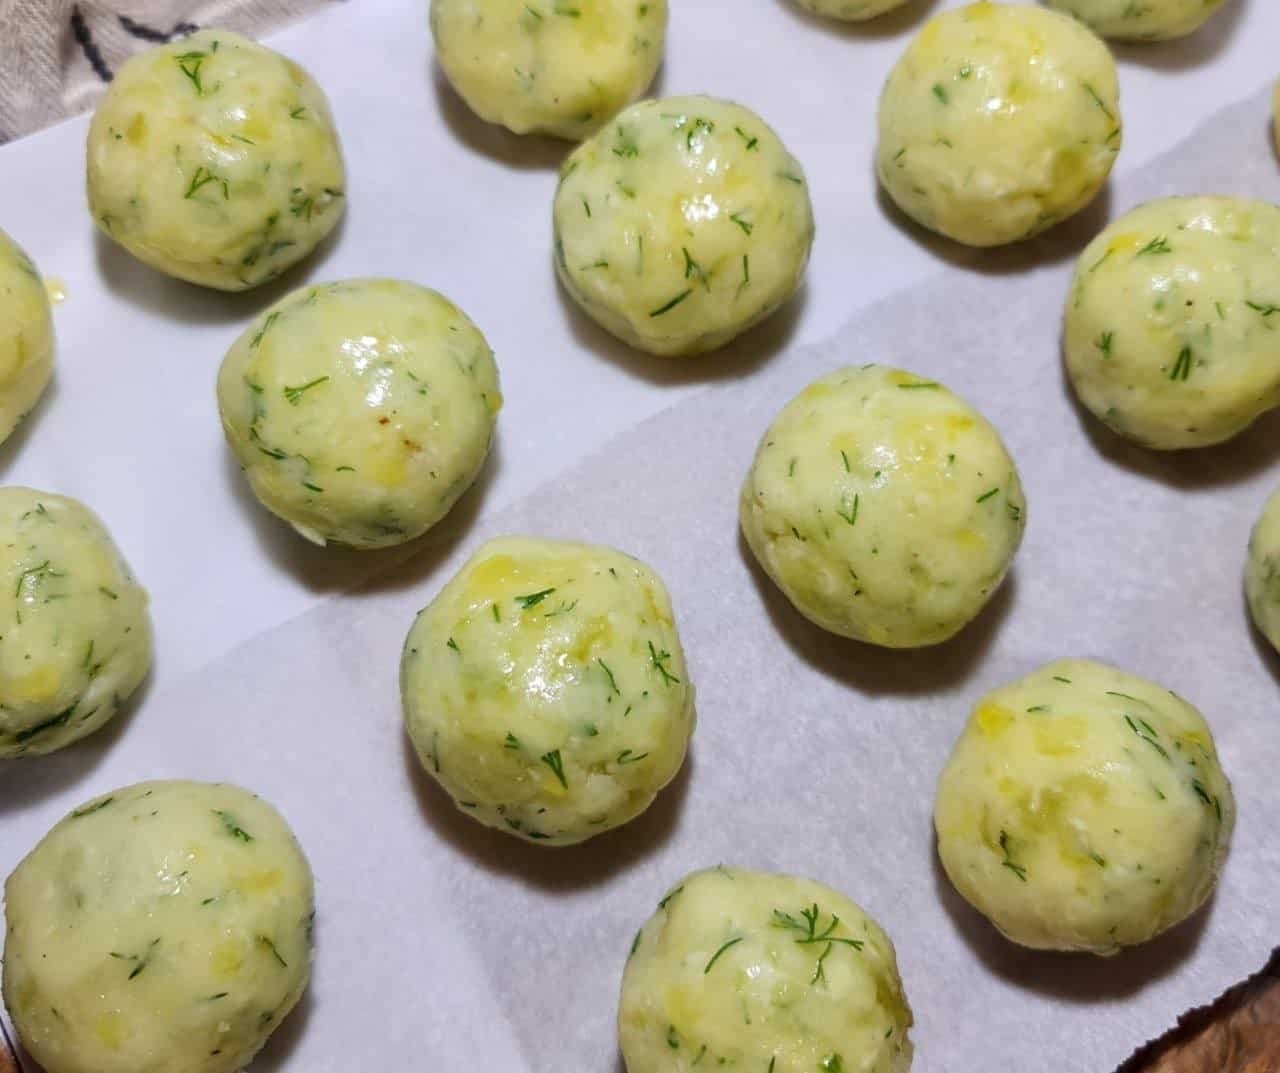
[0,1016,19,1073]
[1120,948,1280,1073]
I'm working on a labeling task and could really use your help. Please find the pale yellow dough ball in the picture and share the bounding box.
[1246,486,1280,654]
[876,2,1122,247]
[740,365,1026,648]
[218,278,501,549]
[554,95,814,356]
[1046,0,1233,41]
[1065,197,1280,450]
[0,230,54,444]
[935,660,1235,954]
[618,866,913,1073]
[0,488,151,759]
[87,29,345,291]
[431,0,667,139]
[401,536,695,845]
[3,780,314,1073]
[791,0,912,21]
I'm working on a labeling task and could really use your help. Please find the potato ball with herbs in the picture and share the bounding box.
[0,229,54,444]
[3,780,314,1073]
[554,95,814,357]
[618,866,914,1073]
[740,365,1026,648]
[1246,486,1280,654]
[790,0,912,20]
[87,29,345,291]
[218,278,501,549]
[401,537,695,845]
[1046,0,1233,41]
[1065,196,1280,449]
[431,0,667,140]
[0,488,151,759]
[876,2,1121,247]
[935,660,1235,954]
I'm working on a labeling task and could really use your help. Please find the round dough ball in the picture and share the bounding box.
[431,0,667,140]
[0,488,151,759]
[401,536,695,845]
[218,278,502,549]
[618,866,913,1073]
[1045,0,1232,41]
[554,95,815,357]
[1245,485,1280,653]
[0,229,54,444]
[791,0,911,20]
[935,659,1235,954]
[3,780,314,1073]
[739,365,1026,648]
[1065,196,1280,450]
[87,29,345,291]
[875,2,1122,247]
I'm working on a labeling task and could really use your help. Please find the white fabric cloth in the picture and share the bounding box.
[0,0,337,142]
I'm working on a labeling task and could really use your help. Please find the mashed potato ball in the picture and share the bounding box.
[87,29,345,291]
[218,278,501,549]
[1246,486,1280,654]
[431,0,667,139]
[790,0,913,21]
[401,536,695,845]
[876,2,1121,247]
[618,866,913,1073]
[1065,196,1280,449]
[3,780,314,1073]
[0,229,54,444]
[1046,0,1233,41]
[554,95,814,356]
[740,365,1025,647]
[935,659,1235,954]
[0,488,151,759]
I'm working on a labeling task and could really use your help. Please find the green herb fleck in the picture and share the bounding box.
[999,830,1027,881]
[540,749,567,789]
[283,376,330,404]
[650,290,692,317]
[515,587,556,609]
[598,658,620,695]
[175,51,208,94]
[704,936,743,974]
[110,938,161,980]
[1168,345,1193,382]
[648,641,680,686]
[184,166,228,200]
[250,311,280,349]
[257,935,288,967]
[71,796,114,818]
[213,810,253,842]
[1082,82,1114,121]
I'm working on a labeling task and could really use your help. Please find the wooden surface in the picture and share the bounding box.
[1122,948,1280,1073]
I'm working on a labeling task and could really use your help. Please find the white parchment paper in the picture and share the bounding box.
[4,85,1280,1073]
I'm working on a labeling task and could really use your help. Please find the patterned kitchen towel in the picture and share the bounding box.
[0,0,339,143]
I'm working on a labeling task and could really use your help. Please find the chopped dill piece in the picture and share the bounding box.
[648,641,680,686]
[649,290,692,317]
[703,936,743,973]
[540,749,567,789]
